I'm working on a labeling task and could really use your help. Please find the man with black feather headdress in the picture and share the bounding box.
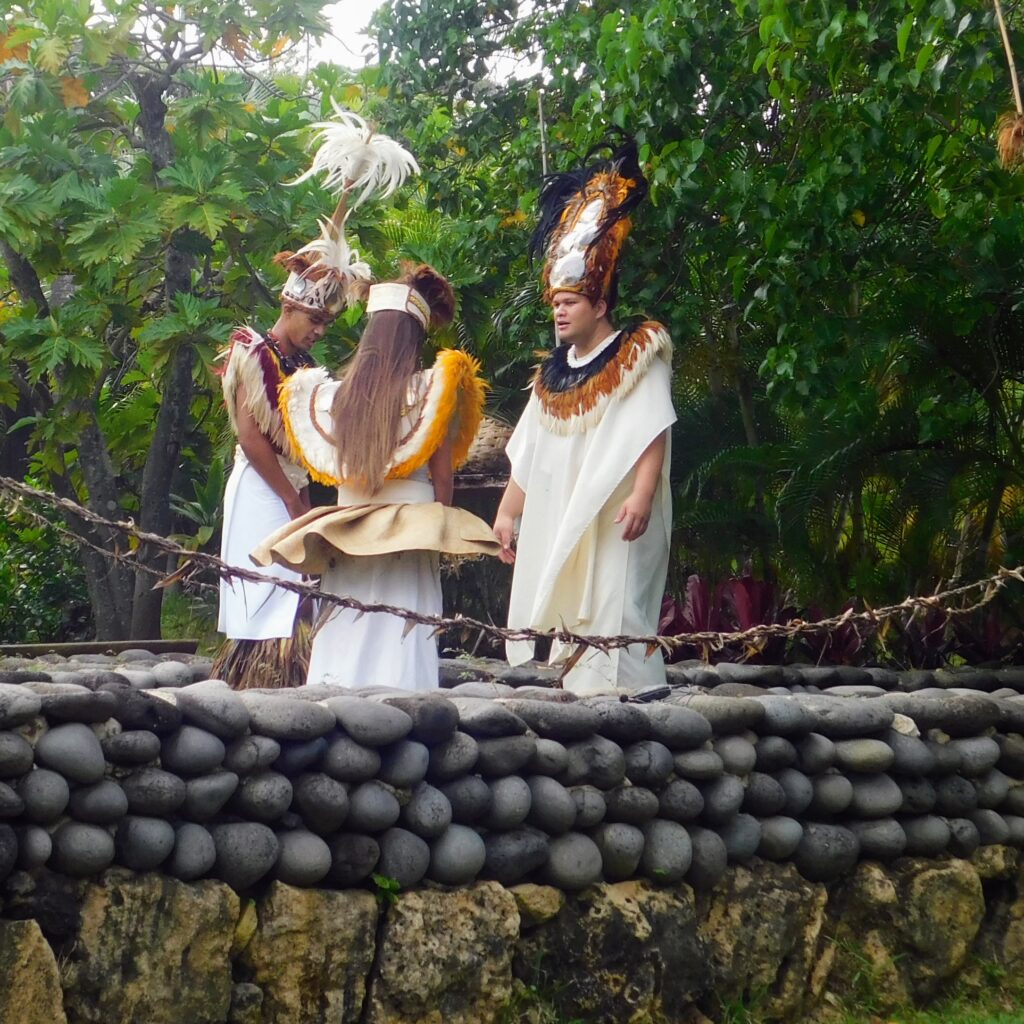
[493,142,677,693]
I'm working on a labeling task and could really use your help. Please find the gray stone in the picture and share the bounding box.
[68,780,128,824]
[898,776,937,814]
[541,832,602,890]
[428,824,487,885]
[673,747,724,781]
[448,698,528,737]
[482,776,532,829]
[848,818,906,861]
[775,768,814,816]
[183,770,239,821]
[378,739,429,788]
[927,740,963,775]
[641,819,692,884]
[601,784,658,826]
[14,824,51,869]
[795,733,836,773]
[380,695,459,745]
[712,735,757,776]
[427,732,479,781]
[834,738,895,773]
[327,833,380,885]
[35,723,105,784]
[102,685,182,733]
[223,735,281,775]
[947,817,981,858]
[935,775,978,816]
[622,740,674,787]
[900,815,951,856]
[948,737,1000,777]
[114,815,175,870]
[326,696,413,746]
[591,822,645,881]
[793,823,859,882]
[151,661,193,687]
[685,825,728,889]
[121,767,185,816]
[292,773,348,834]
[753,736,797,772]
[808,772,853,816]
[796,695,894,737]
[996,699,1024,732]
[974,769,1011,809]
[212,822,279,889]
[445,681,514,699]
[50,821,114,877]
[497,699,599,741]
[175,682,250,738]
[717,663,783,687]
[741,772,787,816]
[25,683,118,723]
[231,771,293,824]
[114,669,158,689]
[528,738,569,777]
[751,696,815,736]
[719,813,761,863]
[483,828,549,885]
[160,725,226,776]
[578,698,651,742]
[101,730,160,766]
[970,809,1011,845]
[321,735,381,783]
[240,694,336,740]
[377,827,430,889]
[699,775,745,824]
[1004,815,1024,848]
[880,693,1000,736]
[0,732,33,778]
[848,773,903,819]
[658,779,704,823]
[525,776,576,835]
[561,735,625,788]
[757,816,803,860]
[475,735,537,777]
[439,776,492,824]
[272,736,328,775]
[885,730,936,776]
[824,685,887,698]
[640,704,712,749]
[17,769,69,824]
[569,785,606,829]
[273,829,331,887]
[400,783,452,839]
[165,823,216,880]
[997,735,1024,776]
[1004,785,1024,816]
[671,694,764,733]
[347,780,401,832]
[0,685,42,728]
[0,782,23,818]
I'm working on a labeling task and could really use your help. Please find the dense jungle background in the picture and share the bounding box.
[2,0,1024,667]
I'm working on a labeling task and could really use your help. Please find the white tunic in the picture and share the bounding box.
[218,447,307,641]
[505,334,676,693]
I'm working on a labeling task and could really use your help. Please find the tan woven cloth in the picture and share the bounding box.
[251,501,501,575]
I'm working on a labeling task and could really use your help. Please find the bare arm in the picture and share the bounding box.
[493,478,526,565]
[428,434,454,506]
[615,429,668,541]
[235,381,309,520]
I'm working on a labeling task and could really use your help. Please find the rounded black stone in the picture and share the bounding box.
[622,741,674,788]
[719,813,761,863]
[69,780,128,824]
[211,823,279,889]
[122,768,186,816]
[482,776,531,830]
[525,776,576,836]
[885,730,936,776]
[0,824,18,881]
[0,781,23,819]
[604,785,659,826]
[230,771,293,824]
[0,732,34,777]
[528,738,569,777]
[475,736,537,777]
[428,824,487,885]
[223,735,281,775]
[699,776,745,824]
[658,779,704,823]
[483,828,549,885]
[115,816,175,870]
[970,809,1010,846]
[900,815,951,856]
[400,783,452,840]
[498,699,599,741]
[742,773,787,817]
[102,686,182,733]
[751,697,815,737]
[848,819,906,861]
[898,777,937,815]
[439,776,492,824]
[948,737,1000,778]
[50,822,115,877]
[321,736,381,783]
[712,736,756,776]
[578,699,651,743]
[273,737,328,775]
[974,769,1011,810]
[561,736,625,789]
[926,740,963,775]
[160,725,226,776]
[641,704,712,749]
[591,822,645,881]
[568,785,606,829]
[673,748,724,781]
[775,768,814,816]
[795,733,836,774]
[757,816,803,860]
[183,771,239,822]
[35,723,105,784]
[326,833,380,885]
[685,825,728,889]
[542,832,603,890]
[378,740,430,788]
[101,730,161,766]
[166,823,216,881]
[327,696,413,745]
[18,769,70,824]
[14,824,52,870]
[381,695,459,745]
[808,773,853,816]
[946,817,981,858]
[347,780,401,832]
[848,774,903,819]
[274,830,332,887]
[754,736,797,772]
[292,773,349,834]
[793,824,859,882]
[427,733,478,782]
[934,775,978,816]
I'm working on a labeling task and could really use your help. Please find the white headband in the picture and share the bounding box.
[366,283,430,329]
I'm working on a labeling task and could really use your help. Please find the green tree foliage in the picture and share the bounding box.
[370,0,1024,610]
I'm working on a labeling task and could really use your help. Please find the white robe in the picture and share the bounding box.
[218,447,307,641]
[505,339,676,693]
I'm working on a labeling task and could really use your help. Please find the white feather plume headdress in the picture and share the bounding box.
[275,104,420,317]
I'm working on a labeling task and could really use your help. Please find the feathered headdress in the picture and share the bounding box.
[274,104,420,317]
[530,140,648,306]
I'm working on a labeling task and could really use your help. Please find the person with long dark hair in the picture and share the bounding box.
[253,263,499,689]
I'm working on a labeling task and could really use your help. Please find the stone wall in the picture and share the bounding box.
[0,651,1023,1021]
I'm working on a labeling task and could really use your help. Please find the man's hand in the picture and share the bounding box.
[615,491,653,541]
[285,490,311,520]
[493,512,518,564]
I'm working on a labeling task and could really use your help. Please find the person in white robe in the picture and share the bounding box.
[493,142,677,694]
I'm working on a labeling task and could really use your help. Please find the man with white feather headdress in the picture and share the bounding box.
[493,141,677,694]
[213,108,418,689]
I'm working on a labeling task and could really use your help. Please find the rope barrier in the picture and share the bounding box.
[3,473,1023,657]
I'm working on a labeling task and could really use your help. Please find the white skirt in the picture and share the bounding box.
[306,549,442,691]
[217,450,304,641]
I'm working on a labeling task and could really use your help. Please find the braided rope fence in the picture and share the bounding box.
[3,473,1024,659]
